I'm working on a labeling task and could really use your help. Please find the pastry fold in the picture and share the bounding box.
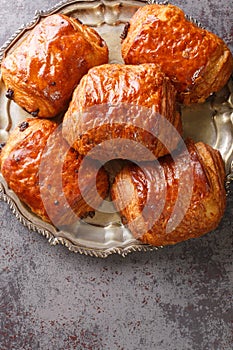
[111,140,226,246]
[1,14,108,118]
[63,63,182,162]
[0,118,108,226]
[121,4,233,104]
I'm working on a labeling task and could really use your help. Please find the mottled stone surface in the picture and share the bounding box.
[0,1,232,349]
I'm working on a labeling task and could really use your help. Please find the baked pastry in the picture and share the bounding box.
[111,140,226,246]
[62,63,182,162]
[121,4,233,105]
[0,118,109,226]
[1,14,109,118]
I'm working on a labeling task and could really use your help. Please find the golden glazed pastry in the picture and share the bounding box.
[0,118,109,226]
[1,14,109,118]
[62,63,182,162]
[111,140,226,246]
[121,4,233,105]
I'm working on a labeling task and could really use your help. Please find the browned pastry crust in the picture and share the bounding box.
[111,140,226,246]
[1,14,109,118]
[62,63,182,162]
[121,4,233,105]
[0,118,108,226]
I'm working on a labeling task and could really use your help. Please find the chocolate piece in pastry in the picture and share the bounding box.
[111,140,226,246]
[1,14,109,118]
[62,63,182,162]
[121,4,233,105]
[0,118,108,226]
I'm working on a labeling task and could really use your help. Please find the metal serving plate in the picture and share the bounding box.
[0,0,232,257]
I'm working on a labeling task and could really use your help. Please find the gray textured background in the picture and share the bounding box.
[0,1,232,349]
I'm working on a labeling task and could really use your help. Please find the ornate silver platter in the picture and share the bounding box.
[0,0,233,257]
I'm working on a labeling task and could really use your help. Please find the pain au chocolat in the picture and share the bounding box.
[62,63,182,162]
[1,14,108,118]
[121,4,233,105]
[0,118,108,226]
[111,140,226,246]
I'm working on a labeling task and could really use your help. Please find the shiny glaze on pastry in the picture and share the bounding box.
[121,4,233,105]
[111,140,226,246]
[0,118,109,226]
[62,63,182,162]
[1,14,109,118]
